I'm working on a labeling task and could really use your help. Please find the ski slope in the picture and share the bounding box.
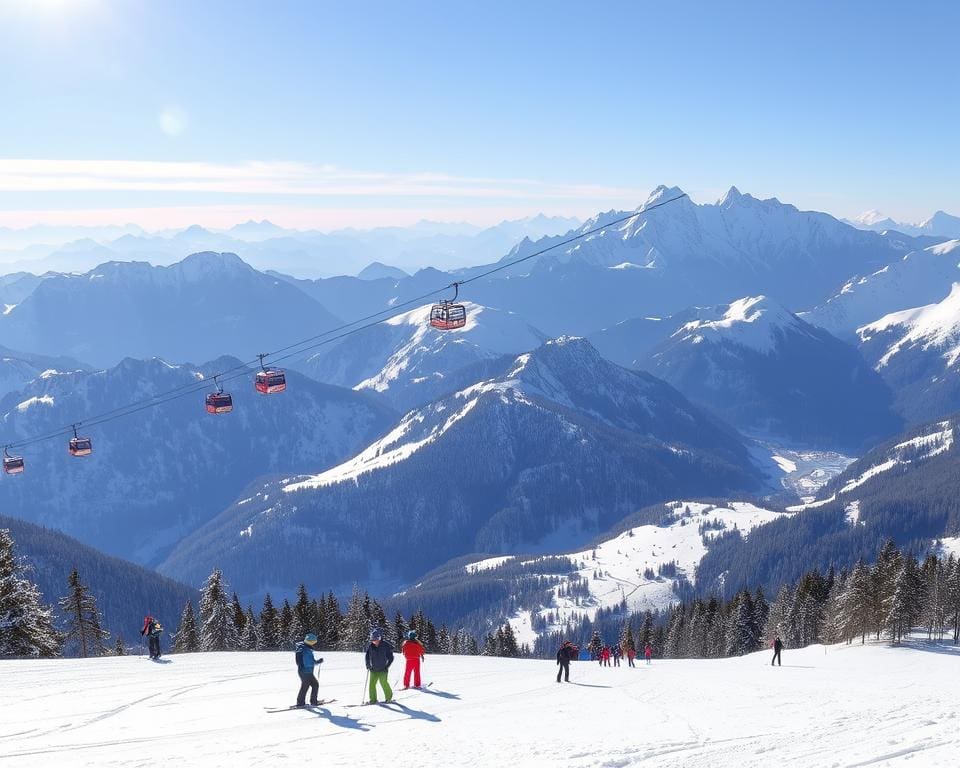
[2,643,958,767]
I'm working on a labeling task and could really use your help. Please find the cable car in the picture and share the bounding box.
[3,447,24,475]
[254,354,286,394]
[68,425,93,457]
[430,282,467,330]
[205,377,233,414]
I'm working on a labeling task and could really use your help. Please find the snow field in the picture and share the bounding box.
[2,643,959,767]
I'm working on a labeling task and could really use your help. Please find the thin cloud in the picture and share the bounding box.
[0,159,647,201]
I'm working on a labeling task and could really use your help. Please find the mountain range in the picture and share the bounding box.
[0,356,394,565]
[848,209,960,239]
[160,338,765,600]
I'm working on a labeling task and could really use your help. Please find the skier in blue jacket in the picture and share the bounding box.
[295,633,323,707]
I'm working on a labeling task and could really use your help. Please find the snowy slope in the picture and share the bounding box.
[3,643,959,767]
[804,239,960,339]
[297,301,546,410]
[464,500,788,644]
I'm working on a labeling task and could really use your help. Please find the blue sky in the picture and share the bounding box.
[0,0,957,229]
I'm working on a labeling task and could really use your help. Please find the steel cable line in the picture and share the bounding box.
[2,193,686,453]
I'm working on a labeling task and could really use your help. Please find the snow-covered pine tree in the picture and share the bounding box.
[0,529,59,658]
[324,592,342,648]
[258,594,279,650]
[437,624,451,654]
[289,608,304,646]
[293,584,313,640]
[819,570,847,644]
[239,607,258,651]
[840,559,873,644]
[946,554,960,644]
[231,593,246,639]
[279,600,294,647]
[198,569,238,652]
[664,605,686,658]
[587,629,602,659]
[871,539,902,640]
[764,585,792,646]
[172,600,199,653]
[422,618,438,652]
[639,610,654,647]
[340,586,371,650]
[115,635,125,656]
[753,587,769,637]
[481,632,496,656]
[725,590,758,656]
[393,612,408,647]
[885,555,923,645]
[500,622,520,657]
[59,568,110,658]
[920,555,947,641]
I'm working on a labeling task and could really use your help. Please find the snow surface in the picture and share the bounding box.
[3,643,959,767]
[465,501,787,646]
[14,394,55,411]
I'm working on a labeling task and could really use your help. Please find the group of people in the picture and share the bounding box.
[555,640,653,682]
[294,628,427,707]
[594,642,653,668]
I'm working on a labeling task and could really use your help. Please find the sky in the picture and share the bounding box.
[0,0,957,231]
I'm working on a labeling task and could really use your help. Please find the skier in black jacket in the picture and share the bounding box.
[771,636,784,666]
[365,629,395,703]
[556,640,576,683]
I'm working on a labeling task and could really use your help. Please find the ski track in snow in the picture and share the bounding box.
[2,644,959,767]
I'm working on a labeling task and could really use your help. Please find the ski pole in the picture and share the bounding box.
[361,669,369,705]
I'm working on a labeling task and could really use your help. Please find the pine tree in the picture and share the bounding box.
[437,624,451,654]
[239,607,258,651]
[279,600,294,647]
[325,592,343,648]
[172,600,199,653]
[393,612,408,647]
[231,593,246,639]
[115,635,126,656]
[764,585,792,647]
[587,629,602,659]
[840,560,873,644]
[725,591,758,656]
[340,586,371,650]
[258,594,279,650]
[639,611,654,647]
[293,584,313,641]
[500,622,520,657]
[59,568,110,658]
[886,556,923,644]
[199,569,238,652]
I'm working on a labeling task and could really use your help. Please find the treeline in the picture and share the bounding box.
[168,568,530,658]
[535,540,960,659]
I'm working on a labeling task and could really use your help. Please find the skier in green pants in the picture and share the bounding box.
[365,629,395,703]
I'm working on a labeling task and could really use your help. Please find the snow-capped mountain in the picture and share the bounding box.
[160,337,765,599]
[847,209,960,239]
[644,296,901,450]
[0,252,342,367]
[0,357,395,565]
[803,239,960,339]
[296,301,548,411]
[0,345,89,399]
[858,282,960,423]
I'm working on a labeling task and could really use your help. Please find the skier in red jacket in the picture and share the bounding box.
[644,643,653,665]
[401,630,426,688]
[601,646,611,667]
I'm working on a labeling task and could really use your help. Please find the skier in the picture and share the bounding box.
[601,646,611,667]
[365,629,394,703]
[626,645,636,668]
[771,636,783,667]
[556,640,576,683]
[644,643,653,665]
[295,633,323,707]
[401,629,426,689]
[141,615,163,659]
[612,644,622,667]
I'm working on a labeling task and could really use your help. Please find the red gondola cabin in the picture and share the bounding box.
[429,302,467,330]
[255,369,286,394]
[205,391,234,414]
[69,436,93,457]
[3,452,24,474]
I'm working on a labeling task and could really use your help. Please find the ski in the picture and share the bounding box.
[264,699,336,713]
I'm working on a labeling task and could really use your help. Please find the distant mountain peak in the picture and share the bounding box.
[673,296,808,353]
[718,186,743,206]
